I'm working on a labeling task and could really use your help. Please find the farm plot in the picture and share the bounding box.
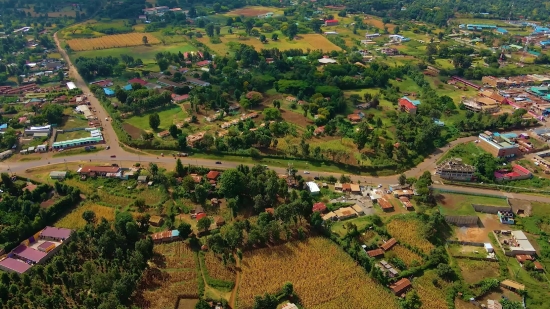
[202,252,236,284]
[456,259,500,284]
[67,33,160,51]
[238,237,398,309]
[54,203,116,229]
[386,217,435,254]
[414,270,452,309]
[390,245,423,267]
[132,242,199,308]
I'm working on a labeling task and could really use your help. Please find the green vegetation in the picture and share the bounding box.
[125,105,187,133]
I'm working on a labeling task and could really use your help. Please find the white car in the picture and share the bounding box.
[378,184,382,188]
[303,171,310,174]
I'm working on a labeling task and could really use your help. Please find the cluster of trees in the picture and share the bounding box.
[3,210,154,309]
[93,84,172,115]
[0,175,81,252]
[74,56,121,81]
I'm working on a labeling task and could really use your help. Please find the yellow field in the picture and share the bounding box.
[391,245,423,267]
[67,33,160,51]
[238,237,398,309]
[203,252,236,283]
[54,203,116,229]
[133,242,199,308]
[387,218,435,254]
[414,270,451,309]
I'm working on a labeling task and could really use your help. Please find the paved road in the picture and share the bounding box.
[4,35,550,203]
[53,32,123,154]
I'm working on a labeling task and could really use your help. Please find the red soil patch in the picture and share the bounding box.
[228,7,273,17]
[454,214,510,242]
[123,123,143,139]
[280,109,313,128]
[363,16,396,31]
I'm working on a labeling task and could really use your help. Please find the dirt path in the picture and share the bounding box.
[229,255,241,309]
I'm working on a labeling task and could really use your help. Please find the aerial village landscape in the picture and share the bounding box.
[2,0,550,309]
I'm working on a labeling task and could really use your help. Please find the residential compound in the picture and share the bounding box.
[0,227,73,274]
[436,158,476,181]
[398,96,420,115]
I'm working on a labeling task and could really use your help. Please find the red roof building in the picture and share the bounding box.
[196,213,207,221]
[128,78,148,86]
[367,248,384,258]
[347,114,361,123]
[399,196,414,210]
[381,238,397,251]
[390,278,412,296]
[265,208,275,215]
[533,261,544,271]
[172,94,189,102]
[494,164,532,182]
[516,254,534,263]
[312,202,327,213]
[325,19,339,26]
[314,126,325,136]
[206,170,220,180]
[398,98,417,115]
[196,60,211,67]
[378,198,394,211]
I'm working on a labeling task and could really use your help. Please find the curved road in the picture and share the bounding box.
[1,35,549,203]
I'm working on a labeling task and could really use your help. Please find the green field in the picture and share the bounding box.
[55,130,91,142]
[437,192,508,216]
[71,42,195,65]
[438,142,489,165]
[124,105,187,132]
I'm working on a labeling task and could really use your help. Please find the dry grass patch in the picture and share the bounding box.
[456,259,500,284]
[203,252,236,283]
[67,33,160,51]
[54,203,115,229]
[387,217,435,254]
[414,270,451,309]
[238,237,398,309]
[133,242,199,308]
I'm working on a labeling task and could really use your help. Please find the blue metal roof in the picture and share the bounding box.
[123,84,132,91]
[171,230,180,237]
[103,88,115,95]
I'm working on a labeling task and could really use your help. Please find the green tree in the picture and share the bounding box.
[175,158,185,176]
[263,107,281,120]
[82,210,96,224]
[286,23,298,40]
[142,36,148,45]
[169,124,179,138]
[178,135,187,150]
[205,23,215,37]
[195,184,208,204]
[271,33,278,40]
[41,104,64,124]
[282,282,293,297]
[436,263,456,281]
[149,113,160,130]
[398,174,407,186]
[219,169,246,198]
[197,217,212,232]
[259,34,266,42]
[177,222,192,240]
[399,290,421,309]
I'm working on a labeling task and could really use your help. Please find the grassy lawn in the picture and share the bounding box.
[52,147,101,158]
[124,105,187,132]
[437,192,508,216]
[331,216,376,237]
[437,142,488,165]
[55,130,91,142]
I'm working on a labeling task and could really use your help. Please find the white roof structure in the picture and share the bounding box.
[306,181,320,194]
[318,58,337,64]
[30,125,51,130]
[484,243,494,252]
[66,82,76,90]
[510,230,536,253]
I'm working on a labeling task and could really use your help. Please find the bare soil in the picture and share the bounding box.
[123,123,143,139]
[280,109,313,128]
[454,214,509,242]
[228,7,273,16]
[177,298,199,309]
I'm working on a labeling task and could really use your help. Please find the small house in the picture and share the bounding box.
[149,216,164,227]
[157,130,170,138]
[390,278,412,296]
[352,204,364,216]
[367,248,384,258]
[381,238,397,251]
[313,202,327,213]
[206,170,220,181]
[137,175,148,183]
[378,198,394,212]
[49,171,67,180]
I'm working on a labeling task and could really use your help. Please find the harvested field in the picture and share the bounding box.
[177,298,199,309]
[122,123,143,139]
[54,203,116,229]
[132,242,199,309]
[238,237,398,309]
[202,252,236,283]
[280,109,313,128]
[363,16,396,32]
[456,259,500,284]
[67,33,160,51]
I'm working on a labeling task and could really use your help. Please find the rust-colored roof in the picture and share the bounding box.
[265,208,274,215]
[151,230,171,241]
[79,166,120,173]
[23,183,38,192]
[378,198,393,209]
[516,254,533,263]
[206,170,220,180]
[367,248,384,258]
[534,261,544,270]
[342,183,352,191]
[391,278,411,295]
[381,238,397,251]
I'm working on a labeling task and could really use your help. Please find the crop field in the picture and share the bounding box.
[436,193,508,216]
[391,245,423,267]
[456,259,500,284]
[414,270,452,309]
[238,237,398,309]
[202,252,236,283]
[386,217,435,254]
[54,203,116,229]
[67,33,160,51]
[64,178,94,195]
[133,242,199,308]
[97,190,135,207]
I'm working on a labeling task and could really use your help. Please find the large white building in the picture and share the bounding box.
[306,182,320,195]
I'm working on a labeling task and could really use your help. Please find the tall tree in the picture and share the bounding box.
[149,113,160,130]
